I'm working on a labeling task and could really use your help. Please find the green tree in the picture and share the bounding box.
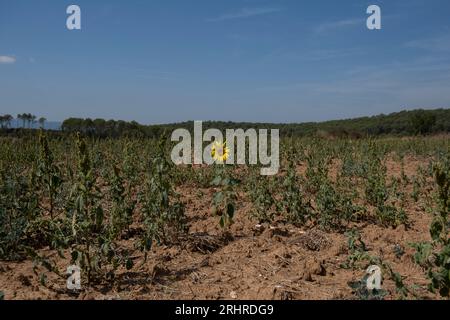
[410,110,437,135]
[17,113,26,128]
[38,117,46,129]
[4,115,13,128]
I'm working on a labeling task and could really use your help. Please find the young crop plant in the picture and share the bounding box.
[341,229,373,270]
[280,158,313,226]
[315,174,359,231]
[412,149,450,297]
[348,257,410,300]
[27,134,69,258]
[400,157,410,186]
[108,164,136,239]
[140,138,187,254]
[342,153,360,177]
[0,167,39,260]
[304,142,331,194]
[37,130,62,219]
[0,135,68,278]
[210,141,239,230]
[340,141,365,178]
[66,133,131,283]
[364,142,408,228]
[248,173,276,223]
[411,176,423,203]
[343,229,411,299]
[122,139,141,186]
[364,142,388,208]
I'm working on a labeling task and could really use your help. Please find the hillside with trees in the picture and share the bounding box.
[1,108,449,138]
[59,108,450,138]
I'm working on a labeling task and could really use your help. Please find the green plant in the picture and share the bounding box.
[122,139,140,186]
[280,159,312,225]
[248,173,276,223]
[341,229,372,269]
[140,138,187,255]
[400,157,409,186]
[315,174,359,231]
[347,278,388,300]
[376,204,408,228]
[364,142,408,227]
[211,165,239,230]
[343,230,411,299]
[66,133,131,283]
[364,143,388,207]
[348,258,410,300]
[411,176,422,202]
[69,133,104,282]
[375,258,410,299]
[412,149,450,297]
[0,166,39,260]
[108,164,135,239]
[37,131,62,219]
[304,142,330,194]
[410,242,433,268]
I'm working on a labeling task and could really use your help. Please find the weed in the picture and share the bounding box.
[140,138,187,254]
[412,149,450,297]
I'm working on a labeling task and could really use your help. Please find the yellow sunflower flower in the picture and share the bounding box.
[211,140,229,164]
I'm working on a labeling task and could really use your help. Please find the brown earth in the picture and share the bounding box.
[0,155,440,300]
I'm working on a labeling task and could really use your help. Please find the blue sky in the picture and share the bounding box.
[1,0,450,124]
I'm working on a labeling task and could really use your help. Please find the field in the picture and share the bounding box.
[0,132,449,300]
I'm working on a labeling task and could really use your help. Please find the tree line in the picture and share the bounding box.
[60,108,450,138]
[3,108,449,138]
[0,114,47,129]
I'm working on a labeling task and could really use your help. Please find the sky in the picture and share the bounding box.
[1,0,450,124]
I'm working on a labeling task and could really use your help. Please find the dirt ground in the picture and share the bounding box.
[0,156,440,300]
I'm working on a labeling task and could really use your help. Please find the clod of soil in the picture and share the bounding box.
[301,257,327,282]
[289,229,331,251]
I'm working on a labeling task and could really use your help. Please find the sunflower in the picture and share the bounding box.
[211,140,229,164]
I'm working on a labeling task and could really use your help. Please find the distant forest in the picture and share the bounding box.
[1,108,449,138]
[60,108,450,138]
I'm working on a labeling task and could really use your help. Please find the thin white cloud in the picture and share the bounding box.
[282,48,364,62]
[0,55,16,64]
[314,18,364,34]
[207,7,282,22]
[315,13,402,35]
[405,34,450,52]
[256,47,365,65]
[256,56,450,110]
